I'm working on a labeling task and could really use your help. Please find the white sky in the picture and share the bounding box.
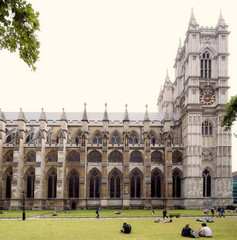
[0,0,237,171]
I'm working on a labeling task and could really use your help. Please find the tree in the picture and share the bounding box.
[221,95,237,131]
[0,0,40,71]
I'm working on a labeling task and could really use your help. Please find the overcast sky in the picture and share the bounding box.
[0,0,236,171]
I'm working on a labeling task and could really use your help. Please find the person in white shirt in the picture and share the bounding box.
[198,223,213,237]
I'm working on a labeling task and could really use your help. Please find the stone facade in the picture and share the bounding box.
[0,10,233,210]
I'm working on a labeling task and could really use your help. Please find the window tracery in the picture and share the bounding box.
[108,150,123,162]
[172,170,181,198]
[203,169,211,197]
[46,150,58,162]
[67,151,80,162]
[93,132,102,145]
[151,151,163,163]
[200,51,212,78]
[130,151,143,162]
[25,151,36,162]
[88,150,102,162]
[151,170,161,198]
[129,132,138,145]
[4,150,13,162]
[172,151,182,164]
[111,131,120,145]
[89,170,100,198]
[202,121,212,136]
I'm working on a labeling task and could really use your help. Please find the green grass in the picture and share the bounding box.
[0,217,236,240]
[1,209,237,219]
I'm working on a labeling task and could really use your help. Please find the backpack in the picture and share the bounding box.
[96,210,98,214]
[124,224,132,234]
[190,230,200,238]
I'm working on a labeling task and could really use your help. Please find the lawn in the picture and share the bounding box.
[1,209,237,219]
[0,217,236,240]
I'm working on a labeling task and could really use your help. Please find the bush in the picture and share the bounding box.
[169,214,180,218]
[226,205,236,210]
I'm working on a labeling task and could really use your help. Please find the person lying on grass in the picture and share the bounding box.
[154,218,172,223]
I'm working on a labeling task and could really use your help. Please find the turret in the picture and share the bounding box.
[17,108,26,142]
[123,104,129,131]
[81,103,88,132]
[60,108,68,132]
[188,8,199,31]
[102,103,109,130]
[144,104,150,132]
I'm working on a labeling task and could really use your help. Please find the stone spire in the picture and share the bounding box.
[103,103,109,121]
[144,104,150,122]
[164,69,171,84]
[17,108,26,122]
[216,9,226,28]
[60,108,67,122]
[189,8,197,26]
[188,8,198,30]
[123,104,129,122]
[82,103,88,122]
[39,108,47,122]
[0,108,6,122]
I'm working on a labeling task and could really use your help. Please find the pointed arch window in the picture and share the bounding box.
[129,132,138,145]
[88,150,102,162]
[203,169,211,197]
[4,150,13,162]
[130,170,141,198]
[46,150,58,162]
[108,150,122,162]
[6,170,12,199]
[69,170,79,198]
[111,132,120,145]
[110,170,121,198]
[93,132,102,145]
[26,151,36,162]
[130,151,143,162]
[173,170,181,198]
[26,170,35,198]
[201,51,212,78]
[151,151,163,163]
[48,170,57,198]
[67,151,80,162]
[89,170,100,198]
[172,151,182,164]
[151,170,161,198]
[202,121,212,136]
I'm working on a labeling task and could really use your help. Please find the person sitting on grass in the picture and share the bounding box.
[52,211,57,216]
[198,223,212,237]
[181,224,192,237]
[115,210,122,215]
[120,223,132,234]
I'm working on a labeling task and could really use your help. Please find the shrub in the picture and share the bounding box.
[226,205,236,210]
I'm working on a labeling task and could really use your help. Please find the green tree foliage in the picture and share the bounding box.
[0,0,40,71]
[221,95,237,131]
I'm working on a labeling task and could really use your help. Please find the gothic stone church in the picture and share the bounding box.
[0,11,233,210]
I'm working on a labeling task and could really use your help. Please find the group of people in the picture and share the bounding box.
[204,207,225,218]
[181,223,212,238]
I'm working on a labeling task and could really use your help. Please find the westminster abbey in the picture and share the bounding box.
[0,11,233,210]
